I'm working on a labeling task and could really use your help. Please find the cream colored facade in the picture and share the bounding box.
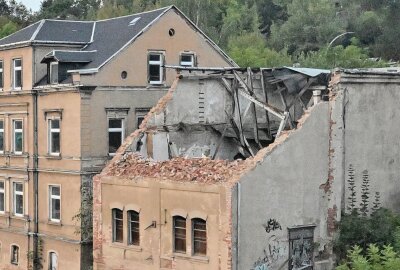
[94,176,232,270]
[0,7,234,270]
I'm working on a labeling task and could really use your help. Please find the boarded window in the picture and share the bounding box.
[50,62,58,84]
[112,209,123,243]
[173,216,186,253]
[288,225,315,270]
[128,210,139,245]
[192,218,207,256]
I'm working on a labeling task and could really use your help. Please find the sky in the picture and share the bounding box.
[18,0,41,12]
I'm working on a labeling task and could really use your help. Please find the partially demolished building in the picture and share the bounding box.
[93,67,400,270]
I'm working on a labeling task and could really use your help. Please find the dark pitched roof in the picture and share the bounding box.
[42,50,96,63]
[35,20,93,43]
[82,7,169,69]
[0,6,236,72]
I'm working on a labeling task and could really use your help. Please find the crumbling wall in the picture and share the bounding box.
[234,102,331,270]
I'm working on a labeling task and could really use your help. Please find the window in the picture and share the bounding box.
[148,52,164,84]
[180,53,195,67]
[0,120,4,153]
[173,216,186,253]
[49,252,58,270]
[12,120,23,154]
[288,225,315,270]
[108,119,124,155]
[49,186,60,222]
[128,210,139,245]
[12,59,22,90]
[192,218,207,256]
[49,62,58,84]
[112,209,123,243]
[0,60,3,89]
[0,181,4,213]
[10,245,19,265]
[48,119,60,155]
[13,182,23,216]
[135,108,150,129]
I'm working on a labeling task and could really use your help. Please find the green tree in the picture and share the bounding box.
[227,32,292,67]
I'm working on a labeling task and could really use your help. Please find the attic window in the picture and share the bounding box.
[129,17,141,26]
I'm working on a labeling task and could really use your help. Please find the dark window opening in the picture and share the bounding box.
[108,119,123,155]
[169,28,175,36]
[112,209,123,243]
[128,210,140,245]
[173,216,186,253]
[192,218,207,256]
[148,53,163,84]
[11,245,19,265]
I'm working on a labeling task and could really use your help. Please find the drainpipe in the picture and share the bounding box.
[32,90,39,270]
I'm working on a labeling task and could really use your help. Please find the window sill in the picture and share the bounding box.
[172,253,209,263]
[109,243,143,252]
[11,214,27,221]
[45,154,62,160]
[47,220,62,226]
[9,153,28,158]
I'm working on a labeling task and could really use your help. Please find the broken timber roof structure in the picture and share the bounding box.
[104,66,330,168]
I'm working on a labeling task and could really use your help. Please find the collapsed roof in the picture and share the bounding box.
[102,67,331,183]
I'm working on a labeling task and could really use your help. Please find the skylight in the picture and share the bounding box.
[129,17,141,26]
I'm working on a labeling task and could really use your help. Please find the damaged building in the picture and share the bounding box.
[93,66,400,270]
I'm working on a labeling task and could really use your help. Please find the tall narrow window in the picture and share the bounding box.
[49,186,60,222]
[13,120,23,154]
[48,119,60,155]
[180,53,195,67]
[0,120,4,153]
[128,210,139,245]
[135,108,150,129]
[173,216,186,253]
[192,218,207,256]
[0,181,4,213]
[49,251,58,270]
[148,52,163,84]
[13,182,23,216]
[10,245,19,265]
[0,60,3,89]
[12,59,22,90]
[112,209,123,243]
[50,62,58,84]
[108,119,124,155]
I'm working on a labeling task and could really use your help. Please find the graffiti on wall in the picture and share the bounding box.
[253,218,287,270]
[264,218,282,233]
[288,226,316,270]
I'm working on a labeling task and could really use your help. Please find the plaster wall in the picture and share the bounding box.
[339,74,400,212]
[235,103,330,270]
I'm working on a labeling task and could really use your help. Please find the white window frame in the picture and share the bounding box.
[49,62,58,84]
[108,118,125,156]
[180,53,195,67]
[49,185,61,223]
[12,119,23,155]
[48,251,58,270]
[13,182,23,217]
[12,58,22,90]
[48,119,60,156]
[0,119,4,154]
[148,52,164,85]
[0,181,4,213]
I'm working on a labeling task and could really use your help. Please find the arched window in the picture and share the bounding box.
[192,218,207,256]
[49,252,58,270]
[128,210,139,245]
[10,245,19,265]
[112,208,123,243]
[173,216,186,253]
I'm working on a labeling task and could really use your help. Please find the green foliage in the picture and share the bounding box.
[227,32,292,67]
[347,164,357,212]
[336,245,400,270]
[360,170,370,217]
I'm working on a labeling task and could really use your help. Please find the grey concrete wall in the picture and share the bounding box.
[235,102,330,270]
[339,74,400,212]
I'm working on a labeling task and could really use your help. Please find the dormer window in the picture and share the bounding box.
[12,59,22,90]
[49,62,58,84]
